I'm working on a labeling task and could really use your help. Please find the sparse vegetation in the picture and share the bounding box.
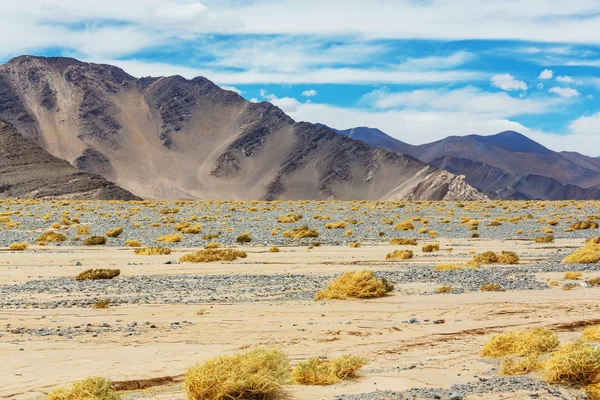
[36,231,66,243]
[75,269,120,281]
[481,328,559,358]
[315,270,394,300]
[480,283,504,292]
[134,246,171,256]
[389,238,417,245]
[534,235,555,243]
[47,377,119,400]
[386,250,413,260]
[106,227,123,238]
[125,240,141,247]
[282,226,319,239]
[157,234,182,243]
[421,243,440,253]
[544,342,600,385]
[180,249,247,263]
[236,233,252,243]
[564,271,583,280]
[93,299,110,309]
[83,236,107,246]
[292,355,367,385]
[9,242,28,251]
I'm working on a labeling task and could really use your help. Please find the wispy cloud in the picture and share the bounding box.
[491,74,528,91]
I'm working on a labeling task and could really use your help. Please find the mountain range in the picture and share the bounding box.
[0,56,483,201]
[333,126,600,200]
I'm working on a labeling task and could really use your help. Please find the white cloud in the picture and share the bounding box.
[270,97,301,113]
[539,69,553,79]
[397,51,475,70]
[556,75,575,83]
[491,74,528,91]
[301,89,317,97]
[154,2,208,22]
[219,85,243,95]
[536,83,544,89]
[569,112,600,135]
[549,87,580,98]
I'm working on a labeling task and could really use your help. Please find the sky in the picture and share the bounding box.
[1,0,600,155]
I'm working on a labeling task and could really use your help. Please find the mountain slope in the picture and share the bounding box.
[331,126,413,154]
[0,119,139,200]
[0,56,484,201]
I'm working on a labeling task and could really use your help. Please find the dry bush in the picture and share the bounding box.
[157,234,182,243]
[422,243,440,253]
[174,222,191,231]
[480,283,504,292]
[481,327,559,358]
[75,269,120,281]
[563,241,600,264]
[498,251,520,265]
[588,237,600,245]
[471,233,480,238]
[76,226,90,235]
[134,246,171,256]
[93,299,110,309]
[389,238,417,245]
[106,227,123,238]
[269,246,280,253]
[434,264,463,271]
[544,342,600,385]
[386,250,413,260]
[588,277,600,287]
[584,326,600,342]
[564,271,583,280]
[282,226,319,239]
[185,348,290,400]
[473,251,499,264]
[292,355,367,385]
[436,285,453,293]
[236,233,252,243]
[349,242,361,248]
[277,213,302,223]
[535,235,555,243]
[325,221,347,229]
[563,283,579,290]
[182,225,202,234]
[500,356,542,376]
[9,242,28,251]
[180,249,247,263]
[394,220,415,231]
[587,384,600,400]
[83,236,107,246]
[47,377,119,400]
[315,270,394,300]
[570,221,599,230]
[125,240,141,248]
[204,242,220,249]
[36,231,66,243]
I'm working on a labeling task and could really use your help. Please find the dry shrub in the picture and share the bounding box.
[386,250,413,260]
[394,220,414,231]
[9,242,28,251]
[125,240,141,248]
[47,377,119,400]
[434,264,463,271]
[584,326,600,342]
[174,222,191,231]
[436,285,453,293]
[315,270,394,300]
[282,226,319,239]
[389,238,417,245]
[481,328,559,358]
[185,348,290,400]
[76,269,120,281]
[157,234,182,243]
[588,277,600,287]
[587,384,600,400]
[349,242,361,248]
[292,355,367,385]
[498,251,520,265]
[106,227,123,238]
[277,213,302,223]
[325,221,347,229]
[471,233,480,238]
[500,356,542,376]
[83,236,107,246]
[535,235,555,243]
[345,229,353,236]
[588,237,600,245]
[564,242,600,264]
[180,249,247,263]
[36,231,66,243]
[269,246,280,253]
[544,342,600,385]
[134,246,171,256]
[563,283,579,290]
[473,251,499,264]
[182,225,202,234]
[76,226,90,235]
[204,242,220,249]
[570,221,599,230]
[236,233,252,243]
[93,299,110,309]
[564,271,583,280]
[422,243,440,253]
[480,283,504,292]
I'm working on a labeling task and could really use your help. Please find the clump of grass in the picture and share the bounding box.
[473,251,499,264]
[204,242,220,249]
[106,227,123,238]
[436,285,453,293]
[481,328,559,358]
[588,237,600,245]
[282,226,319,239]
[588,277,600,287]
[564,271,583,280]
[570,221,599,230]
[83,236,107,246]
[535,235,555,243]
[500,356,542,376]
[480,283,504,292]
[386,250,413,260]
[422,243,440,253]
[76,226,90,235]
[47,377,119,400]
[315,270,394,300]
[349,242,361,248]
[563,241,600,264]
[236,233,252,243]
[292,355,367,385]
[75,269,120,281]
[185,348,290,400]
[544,342,600,385]
[277,213,302,223]
[434,264,464,271]
[9,242,28,251]
[125,240,141,247]
[325,221,347,229]
[182,225,202,234]
[471,233,480,238]
[498,251,520,265]
[157,234,182,243]
[269,246,280,253]
[394,220,414,231]
[583,326,600,342]
[389,238,417,245]
[134,246,171,256]
[180,249,247,263]
[563,283,579,290]
[36,231,66,243]
[93,299,110,309]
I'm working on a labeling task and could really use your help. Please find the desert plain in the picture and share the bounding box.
[2,199,600,400]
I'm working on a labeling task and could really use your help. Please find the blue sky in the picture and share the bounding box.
[1,0,600,155]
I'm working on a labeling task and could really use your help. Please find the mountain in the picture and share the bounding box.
[328,127,600,200]
[328,125,413,154]
[0,119,139,200]
[0,56,484,201]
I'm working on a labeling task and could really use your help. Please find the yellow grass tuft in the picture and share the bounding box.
[480,283,504,292]
[386,250,413,260]
[36,231,66,243]
[564,271,583,280]
[394,220,414,231]
[134,246,171,256]
[93,299,110,309]
[500,356,542,376]
[75,269,120,281]
[315,270,394,300]
[76,226,90,235]
[182,225,202,234]
[473,251,499,264]
[544,342,600,385]
[389,238,417,245]
[185,348,290,400]
[436,285,453,293]
[277,213,302,223]
[434,264,463,271]
[583,326,600,342]
[204,242,220,249]
[498,251,520,265]
[236,233,252,243]
[534,235,555,243]
[292,355,367,385]
[180,249,247,263]
[481,328,559,358]
[325,221,347,229]
[157,234,182,243]
[106,227,123,238]
[282,226,319,239]
[47,377,119,400]
[9,242,28,251]
[563,245,600,264]
[570,221,599,230]
[421,243,440,253]
[269,246,280,253]
[125,240,141,247]
[83,236,107,246]
[349,242,361,248]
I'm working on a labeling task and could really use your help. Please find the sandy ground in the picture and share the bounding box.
[1,239,599,400]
